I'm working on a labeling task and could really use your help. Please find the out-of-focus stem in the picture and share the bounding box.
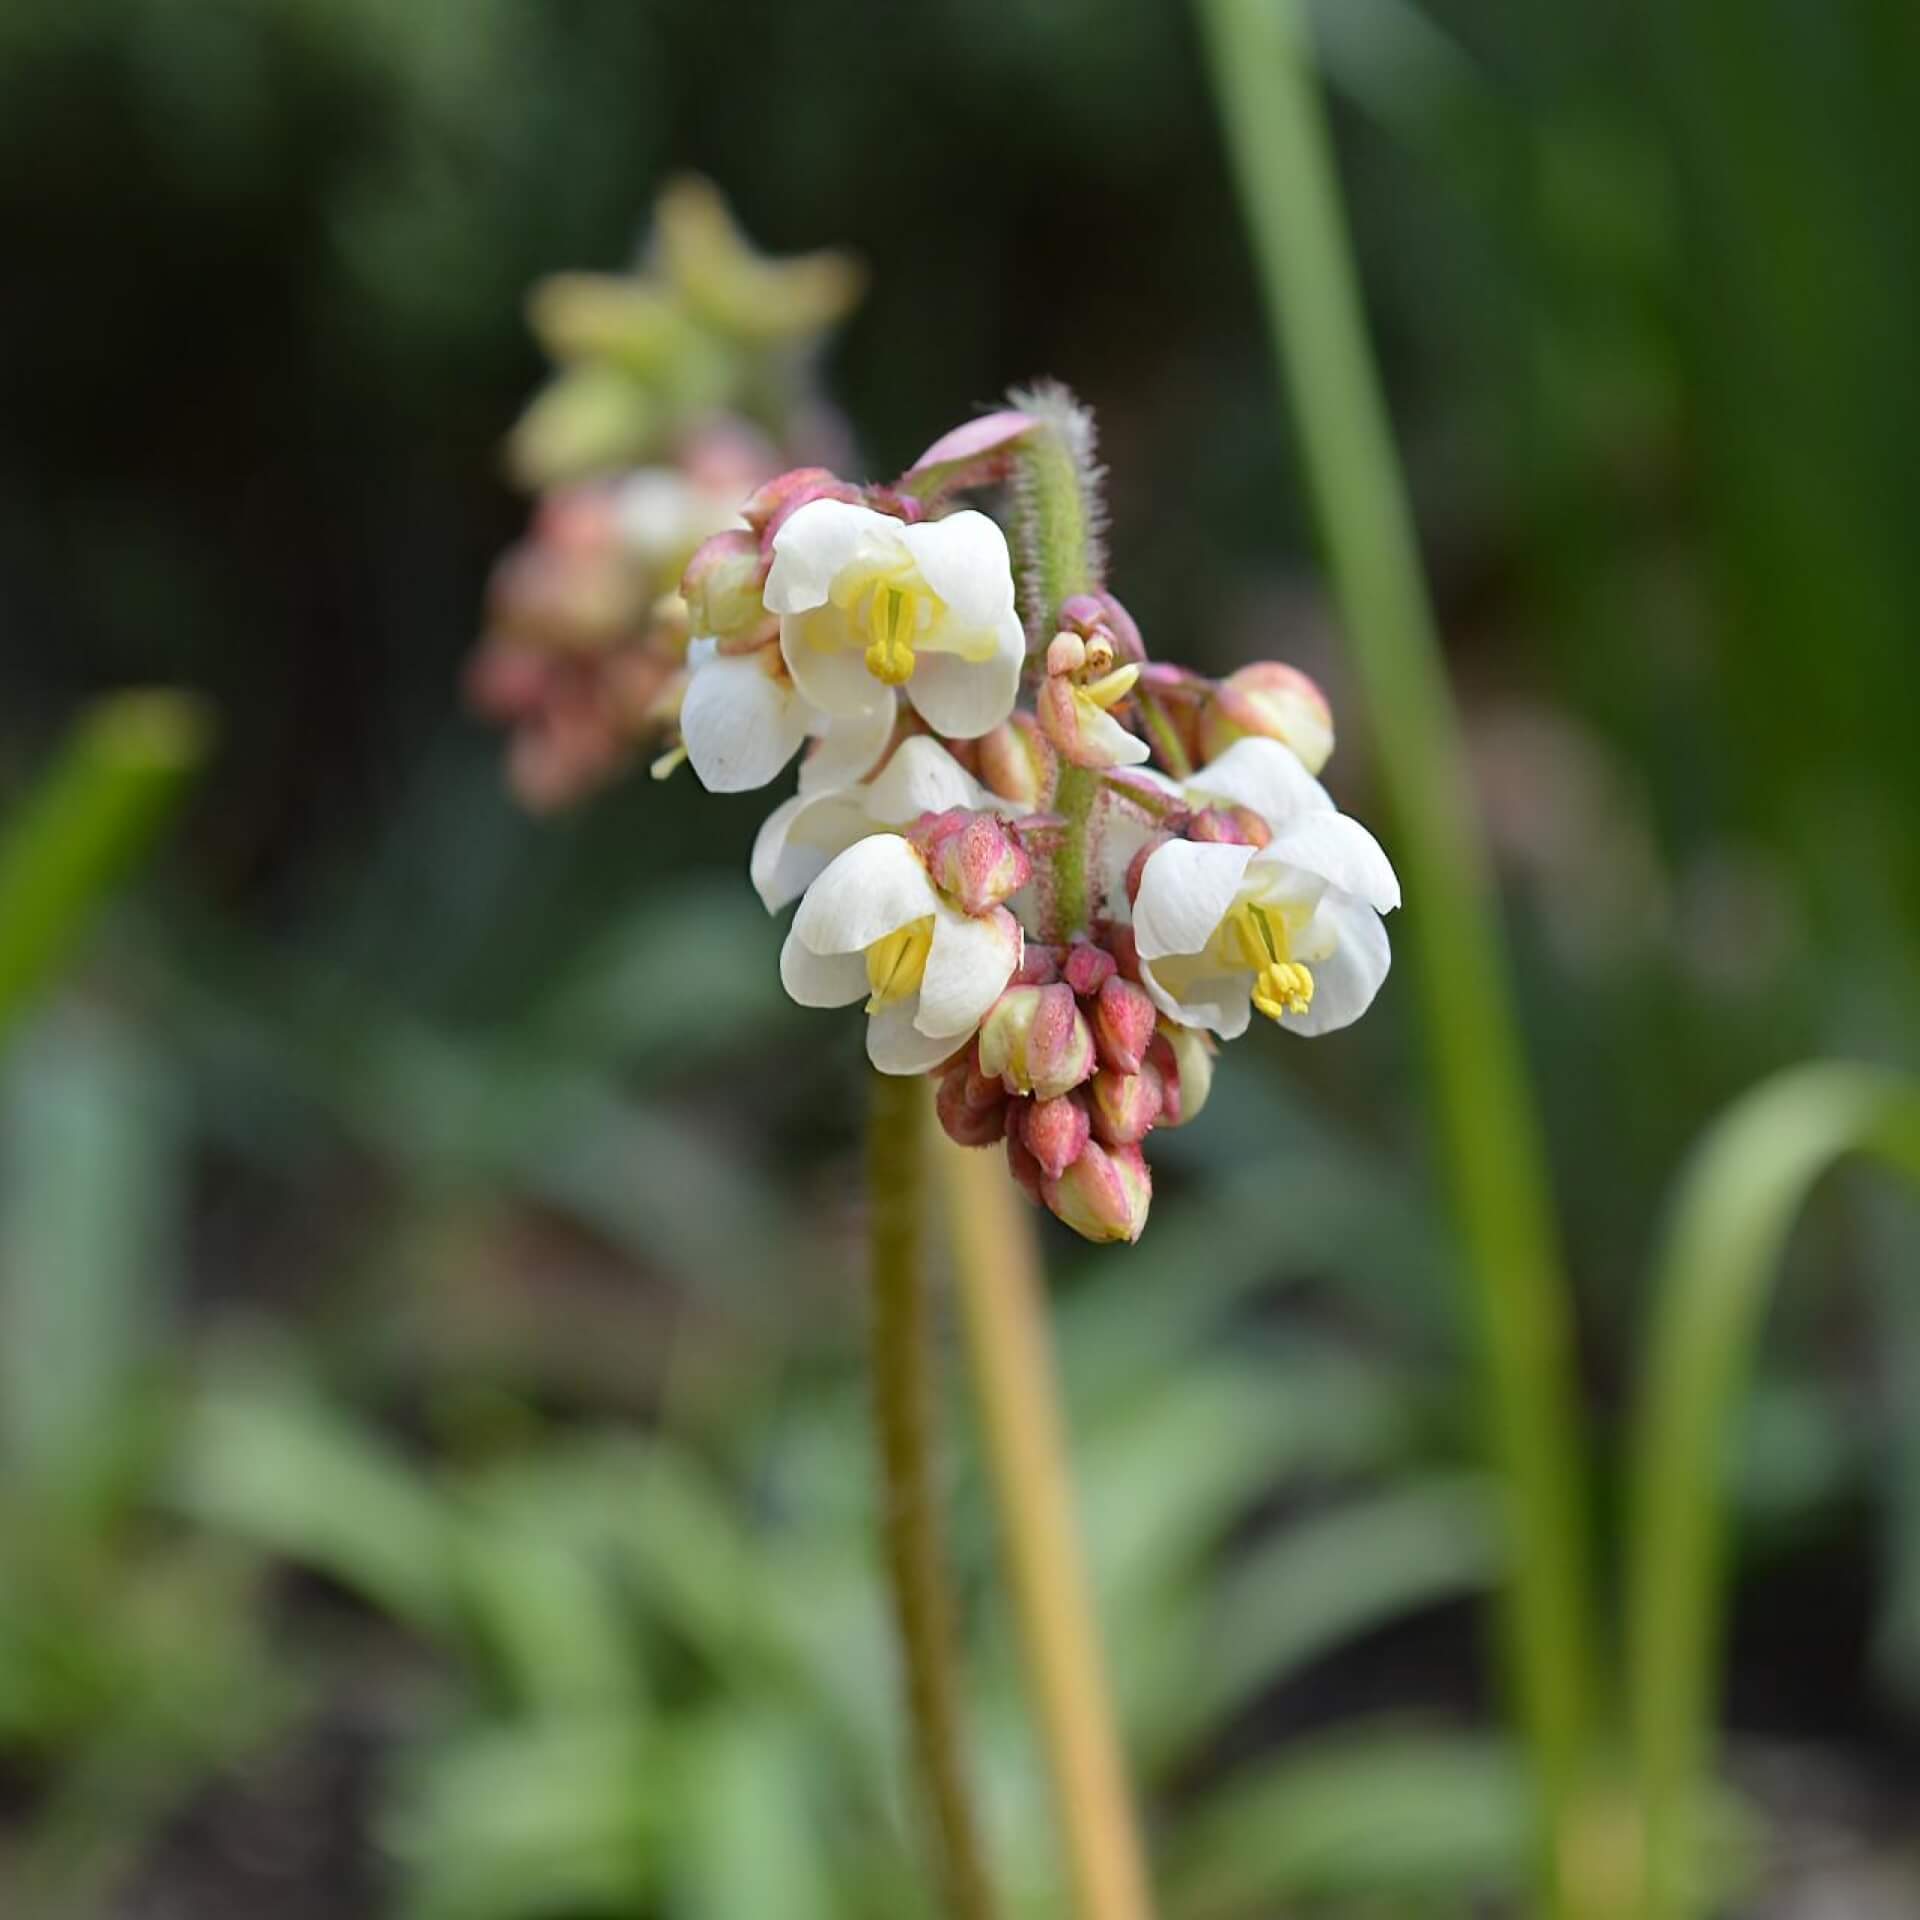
[1195,2,1606,1912]
[868,1070,999,1920]
[937,1128,1155,1920]
[0,692,212,1054]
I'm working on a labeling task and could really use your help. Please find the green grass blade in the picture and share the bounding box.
[1626,1062,1920,1920]
[0,692,211,1052]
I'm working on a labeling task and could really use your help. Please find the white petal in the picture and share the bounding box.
[798,697,896,795]
[915,905,1020,1039]
[793,834,939,956]
[1187,737,1334,827]
[866,998,963,1075]
[900,511,1019,631]
[1139,952,1254,1041]
[1074,699,1152,768]
[864,735,1000,824]
[763,499,907,615]
[904,616,1026,738]
[1257,812,1400,913]
[681,649,808,793]
[781,606,892,718]
[1131,840,1256,962]
[751,789,873,914]
[779,926,869,1008]
[1287,897,1391,1036]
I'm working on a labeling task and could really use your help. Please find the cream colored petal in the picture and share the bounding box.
[1131,839,1256,962]
[779,926,869,1008]
[680,648,808,793]
[763,498,907,614]
[903,618,1025,738]
[866,998,963,1075]
[915,905,1020,1040]
[1139,950,1254,1040]
[792,834,939,956]
[781,606,891,719]
[1187,736,1334,827]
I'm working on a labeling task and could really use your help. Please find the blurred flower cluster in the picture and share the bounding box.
[466,178,863,809]
[470,198,1396,1244]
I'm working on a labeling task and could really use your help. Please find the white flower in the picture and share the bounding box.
[1129,739,1400,1039]
[678,639,894,795]
[763,499,1026,740]
[751,734,1015,914]
[615,469,746,581]
[779,835,1022,1074]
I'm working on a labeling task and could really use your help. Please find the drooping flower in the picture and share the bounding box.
[764,500,1026,739]
[1127,739,1399,1039]
[678,639,896,794]
[750,735,1016,914]
[780,835,1022,1074]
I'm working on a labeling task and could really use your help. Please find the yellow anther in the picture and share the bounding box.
[1252,960,1315,1023]
[1080,662,1139,711]
[864,917,934,1011]
[649,743,689,781]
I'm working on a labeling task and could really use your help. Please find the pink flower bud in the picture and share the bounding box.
[1059,592,1146,666]
[1020,1091,1092,1181]
[936,1056,1008,1148]
[1013,943,1062,987]
[1186,805,1269,848]
[1198,662,1335,774]
[739,467,861,542]
[1146,1025,1214,1129]
[1043,1140,1152,1244]
[1005,1130,1046,1204]
[915,811,1033,916]
[681,529,772,647]
[977,984,1095,1101]
[976,715,1056,810]
[1090,1063,1163,1146]
[1063,940,1117,999]
[1093,976,1157,1074]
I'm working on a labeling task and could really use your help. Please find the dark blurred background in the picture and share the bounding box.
[1,1,1916,1915]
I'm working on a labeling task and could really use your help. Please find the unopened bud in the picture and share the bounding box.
[977,717,1054,810]
[1062,940,1117,999]
[1198,662,1335,775]
[1043,1140,1152,1244]
[977,984,1095,1101]
[739,467,861,539]
[1020,1092,1092,1181]
[1186,805,1269,848]
[936,1056,1008,1148]
[682,529,772,646]
[1005,1130,1047,1204]
[1090,1064,1163,1146]
[1146,1024,1214,1129]
[1093,976,1157,1074]
[916,811,1032,917]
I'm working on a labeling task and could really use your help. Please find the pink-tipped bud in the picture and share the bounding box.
[1093,976,1157,1074]
[681,529,772,647]
[977,984,1096,1102]
[976,715,1056,811]
[936,1056,1008,1148]
[1006,1130,1047,1204]
[1043,1140,1152,1244]
[1090,1063,1163,1146]
[1063,941,1117,999]
[1146,1024,1214,1129]
[1122,836,1166,909]
[1020,1092,1093,1181]
[1013,943,1062,987]
[900,410,1035,496]
[1186,805,1269,848]
[916,811,1032,917]
[739,467,861,542]
[1198,662,1335,774]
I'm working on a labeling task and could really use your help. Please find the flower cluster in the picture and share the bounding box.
[467,178,863,809]
[658,395,1400,1244]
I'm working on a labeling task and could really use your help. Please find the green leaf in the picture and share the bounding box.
[1168,1727,1531,1914]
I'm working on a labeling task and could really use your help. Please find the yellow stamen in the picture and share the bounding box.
[649,743,689,781]
[825,558,941,686]
[1224,901,1316,1022]
[864,916,934,1011]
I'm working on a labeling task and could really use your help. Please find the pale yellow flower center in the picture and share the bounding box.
[828,558,941,687]
[864,916,934,1012]
[1221,900,1314,1023]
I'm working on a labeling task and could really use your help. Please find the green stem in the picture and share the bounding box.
[1195,1,1604,1909]
[868,1071,999,1920]
[0,692,211,1054]
[1050,766,1100,940]
[1627,1064,1920,1920]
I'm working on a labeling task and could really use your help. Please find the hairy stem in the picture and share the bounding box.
[1195,2,1607,1912]
[937,1130,1155,1920]
[869,1071,999,1920]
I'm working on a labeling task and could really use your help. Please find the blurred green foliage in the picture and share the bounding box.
[0,0,1917,1912]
